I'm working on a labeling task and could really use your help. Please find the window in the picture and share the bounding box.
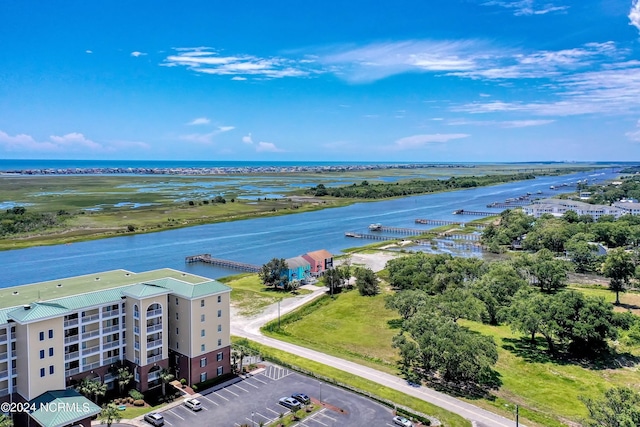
[217,324,222,332]
[39,331,44,341]
[176,297,179,305]
[49,347,53,357]
[200,299,205,307]
[48,329,54,339]
[176,312,179,320]
[201,344,205,352]
[200,372,207,382]
[217,352,223,362]
[201,329,205,337]
[200,358,207,367]
[177,342,179,350]
[176,328,179,335]
[201,314,205,322]
[217,309,222,318]
[217,295,221,303]
[40,368,45,377]
[217,366,223,376]
[49,365,54,375]
[39,350,45,359]
[217,339,222,346]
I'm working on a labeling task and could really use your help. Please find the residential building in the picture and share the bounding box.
[302,249,333,277]
[522,199,626,220]
[0,268,231,427]
[284,256,311,283]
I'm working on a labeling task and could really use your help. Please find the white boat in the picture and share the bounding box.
[369,223,382,231]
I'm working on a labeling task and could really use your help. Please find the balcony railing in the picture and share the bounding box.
[64,318,79,328]
[0,351,7,360]
[65,367,80,376]
[0,388,8,397]
[84,361,101,371]
[146,323,162,334]
[81,313,100,323]
[146,339,162,349]
[134,342,140,350]
[103,356,120,365]
[11,368,16,376]
[102,309,120,318]
[134,357,140,365]
[102,325,120,334]
[148,371,161,381]
[146,308,162,318]
[0,334,6,342]
[82,345,100,356]
[103,373,116,383]
[11,350,16,358]
[0,369,8,380]
[103,341,120,350]
[65,351,79,361]
[81,329,100,340]
[134,326,140,334]
[10,332,15,340]
[146,354,163,364]
[64,335,79,344]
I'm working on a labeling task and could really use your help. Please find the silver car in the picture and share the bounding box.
[393,415,413,427]
[144,413,165,426]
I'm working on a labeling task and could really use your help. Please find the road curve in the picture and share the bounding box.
[231,286,525,427]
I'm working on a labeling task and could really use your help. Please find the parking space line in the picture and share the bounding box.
[214,391,229,401]
[222,387,239,397]
[201,395,219,405]
[169,410,185,420]
[164,421,173,426]
[233,384,250,393]
[252,376,267,384]
[255,411,269,421]
[266,407,281,416]
[318,411,337,422]
[243,380,260,388]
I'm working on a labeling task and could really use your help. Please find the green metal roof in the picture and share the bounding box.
[122,283,172,298]
[29,389,101,427]
[147,277,231,299]
[8,302,70,323]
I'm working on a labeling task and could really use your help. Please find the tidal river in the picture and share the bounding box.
[0,170,616,287]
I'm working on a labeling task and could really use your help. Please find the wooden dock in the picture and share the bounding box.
[185,254,261,272]
[415,219,464,226]
[486,201,530,208]
[375,225,425,235]
[416,240,483,252]
[452,209,496,217]
[439,233,481,241]
[345,232,400,241]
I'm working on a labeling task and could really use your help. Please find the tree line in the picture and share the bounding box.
[0,206,69,237]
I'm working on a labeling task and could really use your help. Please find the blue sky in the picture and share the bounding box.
[1,0,640,162]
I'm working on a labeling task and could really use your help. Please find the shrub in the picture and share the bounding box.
[133,399,145,407]
[128,390,143,400]
[192,384,198,391]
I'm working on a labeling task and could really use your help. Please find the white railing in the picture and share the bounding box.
[83,345,100,356]
[146,354,163,364]
[64,335,79,344]
[103,373,116,383]
[81,313,100,323]
[11,368,16,376]
[0,334,6,342]
[147,371,161,381]
[146,339,162,349]
[0,352,7,360]
[0,370,7,380]
[103,356,120,365]
[65,367,80,376]
[102,309,120,318]
[10,350,16,358]
[103,341,120,350]
[0,388,8,397]
[65,351,79,361]
[134,342,140,350]
[64,318,79,328]
[146,323,162,334]
[146,308,162,318]
[84,361,101,371]
[102,325,120,334]
[81,329,100,340]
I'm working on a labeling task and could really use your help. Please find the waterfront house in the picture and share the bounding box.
[302,250,333,277]
[285,256,311,283]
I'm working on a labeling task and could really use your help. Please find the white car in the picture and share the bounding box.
[144,413,165,426]
[393,415,414,427]
[184,398,202,411]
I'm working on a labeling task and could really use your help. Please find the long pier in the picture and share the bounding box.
[415,219,464,226]
[416,240,483,252]
[440,233,481,241]
[486,201,530,208]
[185,254,261,272]
[375,226,424,235]
[452,209,496,217]
[345,232,400,241]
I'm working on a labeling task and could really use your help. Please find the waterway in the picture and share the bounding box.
[0,169,617,287]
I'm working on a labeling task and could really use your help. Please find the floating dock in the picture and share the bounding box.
[415,219,464,226]
[372,225,426,235]
[185,254,261,272]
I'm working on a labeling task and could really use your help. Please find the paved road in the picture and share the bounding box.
[231,284,526,427]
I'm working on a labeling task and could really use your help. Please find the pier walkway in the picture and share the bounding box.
[415,218,464,226]
[186,254,261,272]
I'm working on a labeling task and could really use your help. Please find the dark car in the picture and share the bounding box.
[291,393,310,404]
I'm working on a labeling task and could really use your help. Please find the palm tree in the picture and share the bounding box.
[159,368,174,396]
[117,367,133,395]
[99,403,122,427]
[0,414,13,427]
[77,377,107,403]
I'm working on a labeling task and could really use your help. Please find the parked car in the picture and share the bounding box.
[184,398,202,411]
[291,393,310,404]
[279,396,302,411]
[393,415,414,427]
[144,413,165,426]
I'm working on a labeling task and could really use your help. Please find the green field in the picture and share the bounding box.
[262,285,640,427]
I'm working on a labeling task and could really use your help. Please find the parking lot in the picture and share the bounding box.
[154,364,403,427]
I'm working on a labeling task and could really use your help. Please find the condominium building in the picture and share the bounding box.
[0,268,231,427]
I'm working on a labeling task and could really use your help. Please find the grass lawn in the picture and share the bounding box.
[568,284,640,315]
[220,273,313,316]
[232,337,471,427]
[261,284,640,427]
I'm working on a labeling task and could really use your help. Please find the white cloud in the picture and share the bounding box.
[448,119,555,127]
[231,76,247,81]
[482,0,569,16]
[631,0,640,33]
[131,51,147,57]
[392,134,470,150]
[256,141,285,152]
[49,132,102,150]
[180,126,234,144]
[186,117,210,126]
[242,133,253,144]
[0,130,147,154]
[85,50,93,54]
[627,120,640,142]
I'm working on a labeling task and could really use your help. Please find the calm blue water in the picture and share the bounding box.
[0,169,616,287]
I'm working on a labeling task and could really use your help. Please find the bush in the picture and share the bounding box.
[133,399,145,407]
[128,389,144,400]
[192,384,198,391]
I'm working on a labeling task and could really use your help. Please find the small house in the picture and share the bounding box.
[285,256,311,283]
[302,249,333,277]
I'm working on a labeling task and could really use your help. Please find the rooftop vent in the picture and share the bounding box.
[23,304,31,310]
[95,277,100,281]
[57,283,63,288]
[12,291,18,295]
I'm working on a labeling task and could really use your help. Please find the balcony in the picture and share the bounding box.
[134,342,140,350]
[82,345,100,356]
[0,351,7,360]
[64,318,79,328]
[81,329,100,340]
[147,354,163,364]
[81,313,100,323]
[146,308,162,319]
[134,357,140,365]
[103,373,116,383]
[146,323,162,334]
[0,369,7,380]
[102,325,120,334]
[0,334,6,343]
[147,339,162,350]
[65,367,80,377]
[64,334,79,344]
[102,309,120,319]
[103,356,120,365]
[103,341,120,350]
[0,388,8,397]
[65,351,80,361]
[84,361,101,371]
[148,371,161,381]
[134,326,140,334]
[10,350,16,358]
[11,368,16,376]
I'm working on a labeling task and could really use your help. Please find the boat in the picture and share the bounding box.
[368,223,382,231]
[453,209,464,214]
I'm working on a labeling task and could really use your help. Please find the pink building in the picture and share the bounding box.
[302,249,333,276]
